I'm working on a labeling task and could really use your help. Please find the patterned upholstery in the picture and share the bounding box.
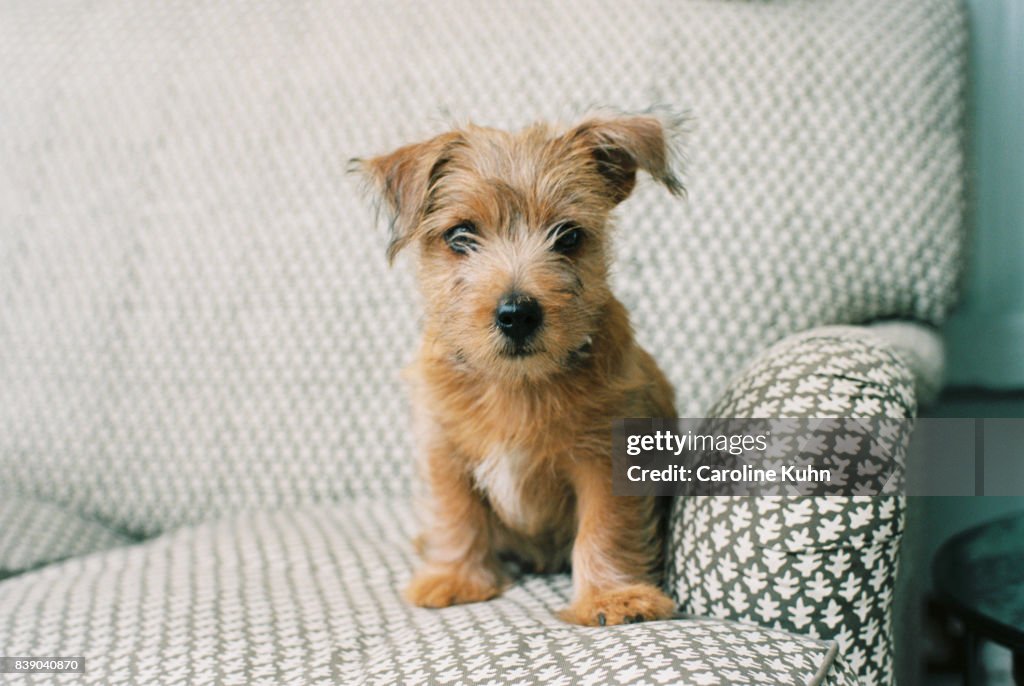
[0,0,966,534]
[0,497,860,686]
[669,326,917,685]
[866,321,947,406]
[0,493,135,579]
[0,0,967,684]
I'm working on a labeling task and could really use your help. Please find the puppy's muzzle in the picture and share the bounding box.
[495,293,543,350]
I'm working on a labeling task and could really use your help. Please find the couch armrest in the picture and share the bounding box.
[666,325,916,686]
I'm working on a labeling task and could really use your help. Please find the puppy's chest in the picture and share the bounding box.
[472,446,556,532]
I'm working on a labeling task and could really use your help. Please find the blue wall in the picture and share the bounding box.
[944,0,1024,389]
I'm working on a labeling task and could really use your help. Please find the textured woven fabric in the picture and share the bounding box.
[0,497,860,686]
[866,321,946,406]
[668,326,917,686]
[0,0,967,534]
[0,493,134,578]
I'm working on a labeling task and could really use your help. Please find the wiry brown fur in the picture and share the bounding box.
[354,110,684,626]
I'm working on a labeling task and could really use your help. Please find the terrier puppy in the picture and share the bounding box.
[354,111,682,626]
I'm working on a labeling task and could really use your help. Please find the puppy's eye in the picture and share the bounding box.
[444,222,477,254]
[551,223,583,254]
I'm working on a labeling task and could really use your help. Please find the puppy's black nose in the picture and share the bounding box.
[495,294,543,344]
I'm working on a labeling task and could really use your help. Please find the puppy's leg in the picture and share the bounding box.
[559,459,675,626]
[405,441,504,608]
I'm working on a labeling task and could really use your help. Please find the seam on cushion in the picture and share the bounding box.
[754,524,904,555]
[797,335,918,418]
[0,494,143,580]
[807,368,917,419]
[734,329,919,414]
[0,489,146,543]
[806,640,841,686]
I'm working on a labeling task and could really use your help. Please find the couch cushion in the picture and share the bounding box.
[0,0,966,532]
[0,492,134,578]
[0,497,858,685]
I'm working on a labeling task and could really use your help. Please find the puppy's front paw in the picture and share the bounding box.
[559,583,676,626]
[404,565,503,608]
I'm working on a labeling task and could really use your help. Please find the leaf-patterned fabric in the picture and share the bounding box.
[669,327,917,686]
[0,0,966,683]
[0,497,861,686]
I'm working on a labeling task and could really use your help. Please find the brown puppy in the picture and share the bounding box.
[354,111,682,626]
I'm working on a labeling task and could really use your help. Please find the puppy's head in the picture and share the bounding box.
[353,111,684,382]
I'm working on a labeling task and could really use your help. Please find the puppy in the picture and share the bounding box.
[354,111,682,626]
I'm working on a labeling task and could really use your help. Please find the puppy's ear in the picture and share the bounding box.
[568,110,686,204]
[350,132,461,263]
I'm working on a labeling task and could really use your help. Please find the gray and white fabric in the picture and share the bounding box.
[0,493,135,578]
[0,0,966,534]
[865,322,947,406]
[668,327,916,686]
[0,0,967,684]
[0,497,861,686]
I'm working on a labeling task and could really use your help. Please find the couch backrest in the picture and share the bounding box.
[0,0,967,534]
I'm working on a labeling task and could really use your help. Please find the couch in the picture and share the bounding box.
[0,1,967,684]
